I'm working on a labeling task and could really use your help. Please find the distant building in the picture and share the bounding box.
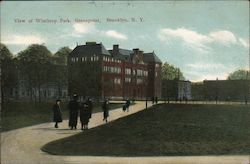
[10,81,68,101]
[191,82,204,100]
[68,42,162,100]
[191,79,250,101]
[203,79,249,101]
[162,79,192,101]
[8,59,68,101]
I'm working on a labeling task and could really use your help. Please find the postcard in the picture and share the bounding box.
[1,1,250,164]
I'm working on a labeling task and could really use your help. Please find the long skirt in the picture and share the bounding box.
[69,112,78,127]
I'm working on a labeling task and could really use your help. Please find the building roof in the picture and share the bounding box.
[70,43,111,57]
[143,52,162,63]
[70,42,162,64]
[109,48,133,62]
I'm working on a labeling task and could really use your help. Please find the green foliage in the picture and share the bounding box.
[0,43,13,60]
[16,44,53,102]
[161,62,185,80]
[0,43,18,106]
[54,47,71,65]
[47,47,72,98]
[0,44,72,102]
[227,69,250,80]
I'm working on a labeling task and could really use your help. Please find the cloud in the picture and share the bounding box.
[158,28,248,54]
[104,30,127,40]
[158,28,212,54]
[73,23,96,34]
[209,30,237,45]
[186,63,227,70]
[159,28,211,44]
[238,37,249,48]
[2,35,45,45]
[185,62,236,82]
[71,23,128,40]
[72,23,127,40]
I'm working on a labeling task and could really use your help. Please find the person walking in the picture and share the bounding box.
[102,99,109,123]
[87,98,93,119]
[79,102,90,130]
[68,94,79,130]
[155,97,158,104]
[52,99,62,128]
[126,99,130,112]
[122,104,127,112]
[152,97,155,105]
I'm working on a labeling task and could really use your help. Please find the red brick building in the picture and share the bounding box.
[68,42,161,100]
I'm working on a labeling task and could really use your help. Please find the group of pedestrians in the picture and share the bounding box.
[52,94,111,130]
[68,95,93,130]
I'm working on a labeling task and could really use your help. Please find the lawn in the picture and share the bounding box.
[1,101,124,132]
[42,103,250,156]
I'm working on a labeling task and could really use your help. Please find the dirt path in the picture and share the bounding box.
[1,101,249,164]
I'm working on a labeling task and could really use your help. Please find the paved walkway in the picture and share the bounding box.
[1,101,250,164]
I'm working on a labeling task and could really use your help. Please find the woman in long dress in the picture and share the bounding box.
[52,99,62,128]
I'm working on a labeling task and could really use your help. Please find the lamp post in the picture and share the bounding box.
[248,51,250,104]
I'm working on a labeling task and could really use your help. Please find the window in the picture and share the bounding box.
[103,66,121,74]
[133,69,136,75]
[81,57,87,61]
[118,67,121,74]
[125,77,131,83]
[125,68,131,75]
[137,69,143,76]
[114,78,121,84]
[136,78,143,84]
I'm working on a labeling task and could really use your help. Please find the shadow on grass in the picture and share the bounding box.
[42,103,250,156]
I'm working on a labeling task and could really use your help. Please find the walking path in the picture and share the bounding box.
[1,101,250,164]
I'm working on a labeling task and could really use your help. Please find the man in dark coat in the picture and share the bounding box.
[79,102,90,130]
[155,97,158,104]
[68,94,79,130]
[102,99,109,123]
[87,98,93,119]
[152,97,155,104]
[126,99,131,112]
[52,99,62,128]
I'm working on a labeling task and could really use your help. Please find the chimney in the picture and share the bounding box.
[133,48,139,54]
[86,42,96,45]
[112,44,119,57]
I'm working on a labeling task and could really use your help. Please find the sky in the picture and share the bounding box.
[1,1,249,81]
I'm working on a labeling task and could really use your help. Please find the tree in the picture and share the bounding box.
[54,47,71,65]
[227,69,250,80]
[17,44,52,102]
[161,62,185,80]
[161,62,185,102]
[51,47,71,98]
[0,43,17,107]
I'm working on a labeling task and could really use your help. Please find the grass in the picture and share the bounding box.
[42,103,250,156]
[1,101,124,132]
